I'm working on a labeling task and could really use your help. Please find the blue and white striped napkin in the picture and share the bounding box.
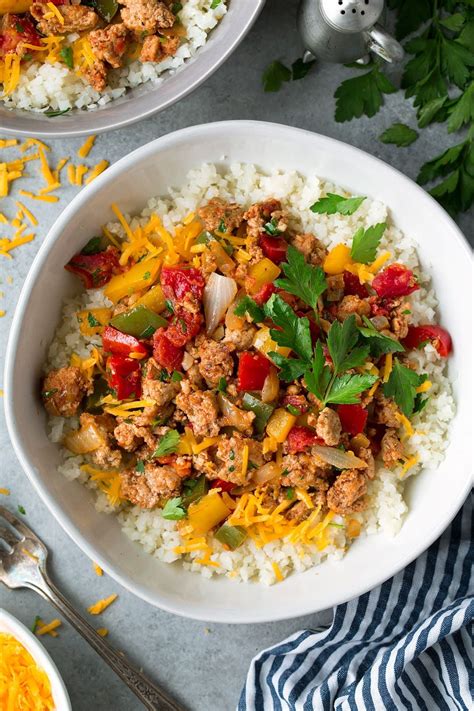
[239,493,473,710]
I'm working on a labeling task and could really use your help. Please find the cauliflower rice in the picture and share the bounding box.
[2,0,226,113]
[45,163,455,585]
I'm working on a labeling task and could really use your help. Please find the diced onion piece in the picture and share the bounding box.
[182,352,194,371]
[261,367,279,403]
[203,272,237,335]
[251,461,281,486]
[313,445,367,469]
[218,393,253,432]
[63,421,106,454]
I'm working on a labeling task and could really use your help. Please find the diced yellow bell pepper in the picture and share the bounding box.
[104,257,161,303]
[253,326,291,358]
[0,0,32,13]
[209,240,235,276]
[323,244,352,275]
[134,284,166,313]
[266,408,297,443]
[262,435,278,455]
[187,492,231,536]
[248,258,281,293]
[76,308,111,336]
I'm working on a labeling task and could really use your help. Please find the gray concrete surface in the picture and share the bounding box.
[0,1,472,710]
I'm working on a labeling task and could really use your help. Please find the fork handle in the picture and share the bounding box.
[26,574,185,711]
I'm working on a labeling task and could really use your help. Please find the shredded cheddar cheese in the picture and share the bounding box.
[416,380,432,394]
[272,562,283,582]
[85,159,109,184]
[396,412,415,437]
[0,632,54,709]
[382,353,393,383]
[88,594,118,615]
[400,454,420,477]
[36,619,62,637]
[19,190,59,203]
[78,135,96,159]
[93,562,103,576]
[97,628,109,637]
[0,487,10,495]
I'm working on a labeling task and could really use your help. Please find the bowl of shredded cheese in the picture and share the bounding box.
[0,608,71,711]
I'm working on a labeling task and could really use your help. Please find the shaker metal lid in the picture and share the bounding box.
[320,0,384,33]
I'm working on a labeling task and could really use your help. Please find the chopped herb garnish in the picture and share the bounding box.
[402,309,411,315]
[81,236,103,255]
[87,312,101,328]
[23,53,33,62]
[247,460,258,470]
[263,217,282,236]
[135,460,145,473]
[383,359,428,417]
[171,370,183,382]
[18,505,26,515]
[263,60,292,92]
[210,0,221,7]
[234,296,265,323]
[310,193,366,216]
[228,465,235,472]
[164,299,174,314]
[286,404,301,416]
[217,376,227,393]
[60,46,74,70]
[31,616,41,633]
[217,218,226,233]
[143,271,151,280]
[229,449,235,460]
[285,487,295,500]
[42,389,58,398]
[417,339,430,350]
[158,368,169,382]
[152,430,181,458]
[178,317,187,333]
[44,108,71,118]
[15,22,24,33]
[162,497,186,520]
[172,1,183,12]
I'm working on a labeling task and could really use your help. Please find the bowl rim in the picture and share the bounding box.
[0,0,265,138]
[4,121,472,623]
[0,607,72,709]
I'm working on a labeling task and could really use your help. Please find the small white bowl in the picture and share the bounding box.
[4,121,472,623]
[0,608,71,710]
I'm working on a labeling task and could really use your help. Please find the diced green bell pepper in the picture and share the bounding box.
[110,305,167,339]
[242,393,275,434]
[84,377,109,413]
[181,475,209,509]
[215,524,247,550]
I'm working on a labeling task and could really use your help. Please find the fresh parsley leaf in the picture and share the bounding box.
[327,315,368,373]
[18,505,26,515]
[87,312,101,328]
[210,0,221,7]
[234,296,265,323]
[291,57,316,81]
[413,394,430,414]
[270,352,307,381]
[172,1,183,12]
[274,245,327,311]
[264,294,313,361]
[171,370,183,382]
[379,123,418,147]
[135,460,145,473]
[263,60,291,92]
[304,341,332,401]
[350,222,387,264]
[439,13,466,33]
[310,193,366,216]
[447,82,474,133]
[152,430,180,458]
[334,66,397,122]
[417,133,473,216]
[31,616,41,633]
[162,497,186,520]
[286,404,301,416]
[383,359,424,417]
[60,46,74,69]
[358,316,405,356]
[15,22,24,33]
[324,372,377,405]
[285,487,295,500]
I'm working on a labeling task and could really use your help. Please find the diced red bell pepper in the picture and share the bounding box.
[160,266,205,303]
[343,271,369,298]
[258,233,288,264]
[372,264,419,299]
[165,308,203,347]
[0,15,41,58]
[253,282,278,306]
[65,246,120,289]
[337,404,368,436]
[281,394,309,414]
[102,326,148,358]
[153,327,184,370]
[403,325,452,357]
[237,351,271,391]
[106,355,141,400]
[211,479,235,493]
[286,426,322,454]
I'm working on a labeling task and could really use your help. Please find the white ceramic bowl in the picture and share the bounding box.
[0,2,264,138]
[0,608,71,710]
[5,122,472,623]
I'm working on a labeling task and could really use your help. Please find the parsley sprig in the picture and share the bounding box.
[274,245,327,313]
[310,193,366,216]
[350,222,387,264]
[383,359,427,417]
[152,430,180,458]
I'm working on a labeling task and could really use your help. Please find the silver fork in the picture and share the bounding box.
[0,506,186,711]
